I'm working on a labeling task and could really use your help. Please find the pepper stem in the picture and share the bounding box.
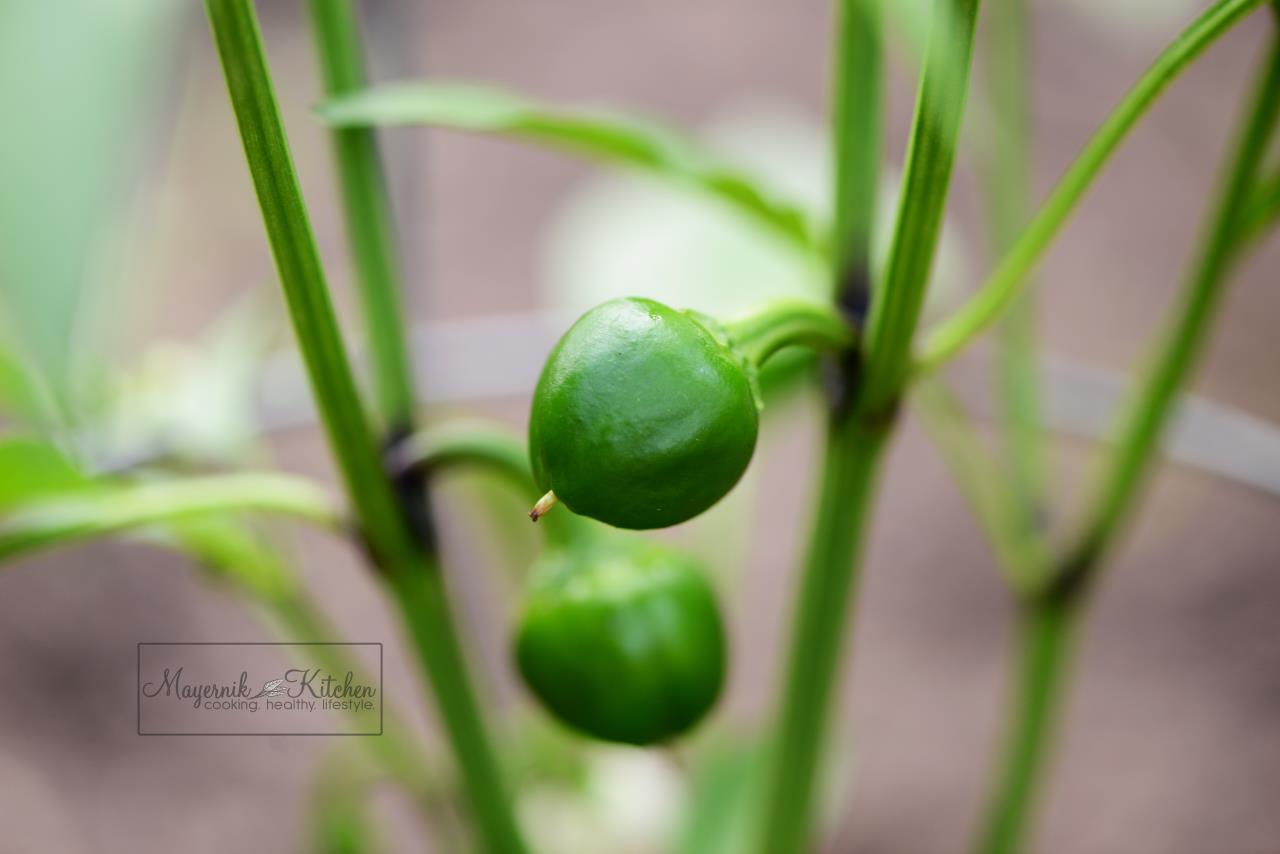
[721,300,855,368]
[529,490,558,522]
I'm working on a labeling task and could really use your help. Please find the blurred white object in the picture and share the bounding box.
[519,747,684,854]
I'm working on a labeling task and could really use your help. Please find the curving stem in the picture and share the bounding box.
[975,22,1280,854]
[204,3,527,850]
[721,300,856,368]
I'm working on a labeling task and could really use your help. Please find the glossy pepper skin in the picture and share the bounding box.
[514,539,726,745]
[529,297,759,530]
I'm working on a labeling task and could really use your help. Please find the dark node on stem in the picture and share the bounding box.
[821,345,866,423]
[836,263,872,328]
[1039,546,1096,605]
[825,261,877,423]
[381,432,419,482]
[383,421,438,555]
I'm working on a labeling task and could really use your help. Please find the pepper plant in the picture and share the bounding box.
[1,0,1278,851]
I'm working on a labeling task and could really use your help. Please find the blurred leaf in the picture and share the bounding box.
[0,425,301,606]
[0,0,185,410]
[317,82,820,254]
[307,748,389,854]
[0,436,97,512]
[312,809,382,854]
[156,514,299,604]
[0,472,341,564]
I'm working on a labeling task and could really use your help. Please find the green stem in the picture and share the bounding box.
[975,594,1078,854]
[860,0,982,412]
[722,300,855,367]
[756,421,889,854]
[1059,22,1280,590]
[756,1,979,850]
[1237,169,1280,246]
[306,0,416,429]
[831,0,883,311]
[388,420,587,547]
[974,27,1280,854]
[984,0,1045,521]
[204,4,525,851]
[916,0,1268,375]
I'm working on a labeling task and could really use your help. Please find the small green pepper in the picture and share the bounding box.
[529,297,760,530]
[514,537,725,745]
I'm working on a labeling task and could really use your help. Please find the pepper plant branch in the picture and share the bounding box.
[859,0,981,413]
[1055,22,1280,592]
[306,0,416,430]
[755,422,890,854]
[831,0,883,317]
[755,0,979,850]
[386,420,586,546]
[203,3,526,851]
[1238,169,1280,243]
[915,0,1269,375]
[975,30,1280,854]
[974,593,1078,854]
[721,300,855,367]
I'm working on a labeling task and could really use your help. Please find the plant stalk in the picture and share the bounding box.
[756,420,889,854]
[722,300,856,367]
[974,26,1280,854]
[830,0,882,315]
[306,0,416,430]
[974,592,1078,854]
[917,0,1268,374]
[756,0,979,849]
[859,0,981,413]
[204,3,525,851]
[1062,21,1280,589]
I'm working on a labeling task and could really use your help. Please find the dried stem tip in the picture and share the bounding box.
[529,490,558,522]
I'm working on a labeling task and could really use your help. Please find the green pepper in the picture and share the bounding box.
[515,536,726,745]
[529,297,760,530]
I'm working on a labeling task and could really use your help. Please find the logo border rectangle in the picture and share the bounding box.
[137,642,384,736]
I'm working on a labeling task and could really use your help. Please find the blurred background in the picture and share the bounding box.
[1,0,1278,851]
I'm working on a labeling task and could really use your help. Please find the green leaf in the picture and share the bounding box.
[0,471,341,563]
[157,514,299,603]
[0,436,96,512]
[317,83,821,254]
